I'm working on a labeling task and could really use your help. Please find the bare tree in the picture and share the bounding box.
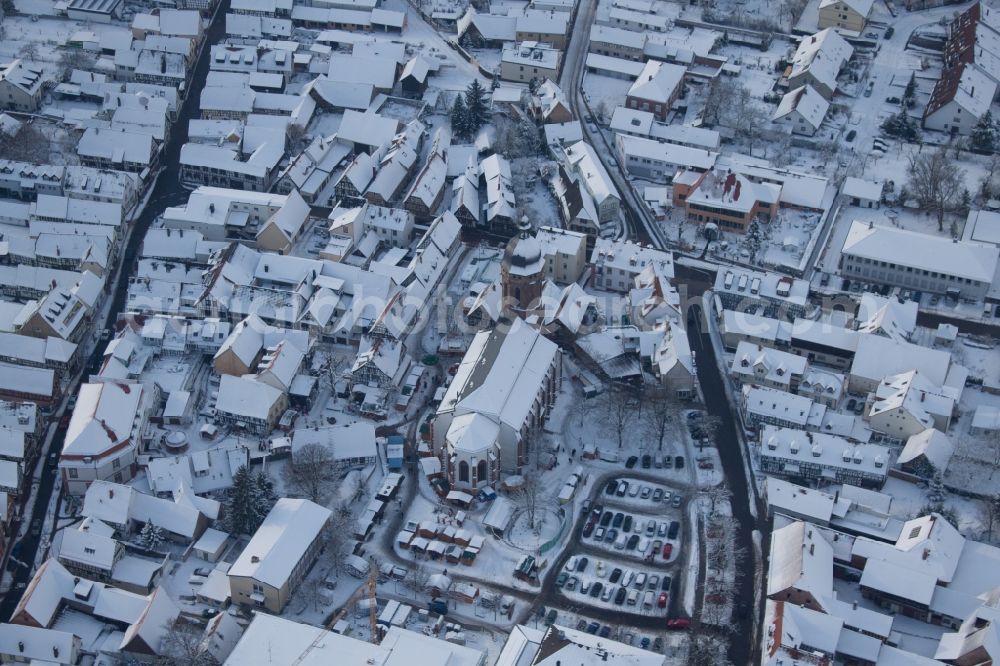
[687,633,730,666]
[320,508,352,579]
[0,124,52,163]
[706,486,731,515]
[513,468,543,532]
[643,384,676,451]
[604,385,635,449]
[699,415,722,452]
[296,583,330,613]
[907,148,965,231]
[404,561,432,595]
[57,49,96,79]
[701,77,739,128]
[983,493,1000,543]
[730,85,770,156]
[282,443,338,503]
[158,619,213,666]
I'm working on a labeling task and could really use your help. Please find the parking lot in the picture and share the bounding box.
[552,474,690,619]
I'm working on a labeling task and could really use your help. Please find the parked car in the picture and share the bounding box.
[661,575,672,591]
[613,512,625,528]
[601,586,614,602]
[566,576,579,591]
[628,483,640,498]
[640,637,650,649]
[583,521,595,538]
[605,479,618,495]
[672,495,682,508]
[658,592,668,608]
[622,515,632,532]
[634,573,647,589]
[648,574,659,590]
[595,560,605,577]
[668,521,680,539]
[600,512,613,527]
[698,461,714,470]
[675,456,685,469]
[610,568,622,584]
[615,587,627,605]
[590,582,603,598]
[556,572,568,588]
[545,609,557,624]
[653,637,664,652]
[662,543,673,559]
[641,454,651,469]
[653,455,663,469]
[666,618,690,630]
[581,580,591,595]
[640,486,652,499]
[605,528,618,543]
[705,594,726,604]
[582,500,591,515]
[625,456,638,469]
[652,488,664,502]
[657,522,668,537]
[616,481,628,497]
[626,534,640,550]
[599,625,611,638]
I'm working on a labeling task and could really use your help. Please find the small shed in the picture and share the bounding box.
[842,177,882,209]
[192,528,229,562]
[163,390,191,425]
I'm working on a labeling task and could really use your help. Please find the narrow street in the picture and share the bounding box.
[0,0,231,621]
[687,304,764,666]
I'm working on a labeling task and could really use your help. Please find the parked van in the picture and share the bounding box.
[429,599,449,615]
[634,573,647,589]
[627,589,639,606]
[642,591,655,609]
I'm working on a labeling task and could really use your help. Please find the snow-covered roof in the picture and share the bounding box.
[615,132,717,170]
[327,54,397,90]
[773,84,829,130]
[789,28,853,93]
[842,176,882,202]
[898,428,954,472]
[627,60,685,104]
[439,323,559,435]
[229,498,332,588]
[119,587,180,656]
[819,0,874,16]
[0,624,77,664]
[565,140,619,206]
[926,63,997,121]
[768,519,833,598]
[216,374,284,419]
[291,421,376,462]
[62,382,143,458]
[845,220,1000,283]
[59,523,119,571]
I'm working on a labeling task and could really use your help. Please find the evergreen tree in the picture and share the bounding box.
[253,469,277,526]
[971,111,997,154]
[904,72,917,105]
[222,465,275,535]
[138,522,164,551]
[451,94,469,139]
[464,79,489,133]
[881,112,918,141]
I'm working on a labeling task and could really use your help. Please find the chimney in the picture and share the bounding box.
[852,601,857,610]
[922,548,930,560]
[251,555,260,563]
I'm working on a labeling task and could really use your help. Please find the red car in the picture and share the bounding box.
[583,521,595,538]
[705,594,725,604]
[662,543,673,559]
[657,592,668,608]
[698,461,714,470]
[666,618,690,630]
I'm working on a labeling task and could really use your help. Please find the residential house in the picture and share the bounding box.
[625,60,685,122]
[228,498,332,613]
[0,60,46,112]
[818,0,874,33]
